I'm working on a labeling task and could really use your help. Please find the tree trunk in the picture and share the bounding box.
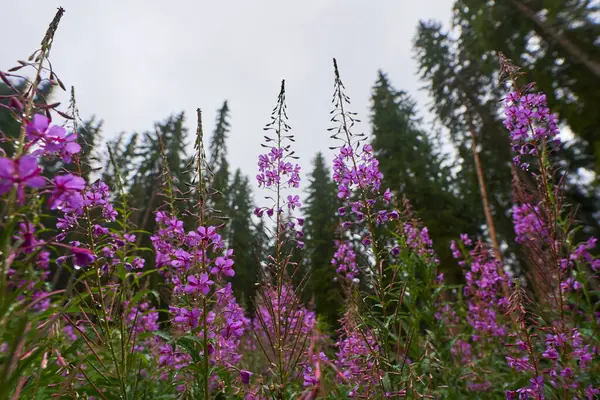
[467,114,509,296]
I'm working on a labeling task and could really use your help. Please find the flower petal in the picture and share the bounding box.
[17,155,41,180]
[26,176,46,188]
[0,158,15,179]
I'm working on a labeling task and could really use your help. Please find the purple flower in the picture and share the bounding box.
[16,222,38,252]
[0,156,45,203]
[586,385,600,400]
[211,256,235,278]
[221,320,244,339]
[332,240,359,282]
[71,247,96,267]
[26,114,51,141]
[503,92,560,168]
[49,174,86,211]
[172,306,201,330]
[26,114,81,162]
[287,194,301,209]
[240,369,253,385]
[93,224,109,237]
[184,273,214,296]
[383,188,392,204]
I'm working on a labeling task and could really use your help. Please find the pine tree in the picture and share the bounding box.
[103,132,139,191]
[208,101,231,220]
[228,169,259,309]
[453,0,600,172]
[416,9,600,247]
[370,72,482,279]
[106,113,190,249]
[303,152,342,329]
[75,117,102,181]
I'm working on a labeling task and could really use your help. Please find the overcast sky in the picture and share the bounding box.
[2,0,453,193]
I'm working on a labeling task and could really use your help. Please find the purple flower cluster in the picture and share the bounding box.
[503,92,560,169]
[126,301,160,335]
[253,285,316,340]
[335,320,381,398]
[331,240,359,283]
[454,237,509,339]
[124,301,161,351]
[0,114,107,299]
[251,284,316,386]
[256,146,301,191]
[567,237,600,272]
[53,179,125,271]
[333,144,382,200]
[512,203,548,245]
[254,141,302,226]
[254,143,304,248]
[26,114,81,163]
[302,351,327,388]
[450,339,472,365]
[211,283,250,366]
[404,223,438,263]
[150,209,249,382]
[506,327,596,398]
[158,343,192,370]
[151,211,229,282]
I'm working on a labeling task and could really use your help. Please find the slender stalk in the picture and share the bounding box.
[194,109,210,400]
[274,82,285,399]
[0,7,65,299]
[333,59,387,398]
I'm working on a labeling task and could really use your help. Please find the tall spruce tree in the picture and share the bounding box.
[303,152,342,329]
[208,101,231,220]
[414,21,525,257]
[106,113,190,247]
[102,132,139,191]
[452,0,600,238]
[452,0,600,173]
[228,169,259,309]
[416,8,600,248]
[370,72,481,279]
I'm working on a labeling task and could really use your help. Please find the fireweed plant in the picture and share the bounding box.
[326,59,444,399]
[250,80,318,399]
[0,9,599,400]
